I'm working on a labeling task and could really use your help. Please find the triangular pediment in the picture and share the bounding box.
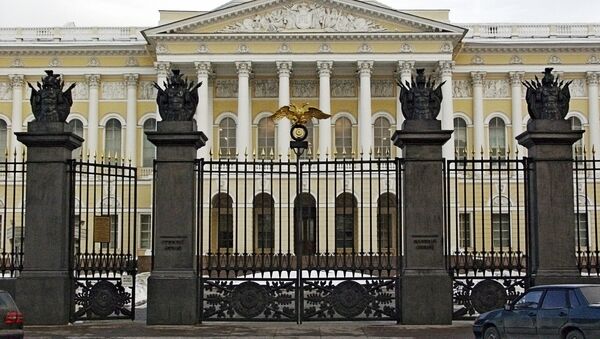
[143,0,466,38]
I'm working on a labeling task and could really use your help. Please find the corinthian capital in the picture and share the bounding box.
[194,61,212,78]
[470,71,486,86]
[509,71,524,86]
[357,60,373,76]
[8,74,24,88]
[397,61,415,79]
[85,74,101,88]
[587,72,599,86]
[124,73,138,87]
[154,61,171,77]
[276,61,293,77]
[235,61,252,76]
[438,61,454,77]
[317,61,333,77]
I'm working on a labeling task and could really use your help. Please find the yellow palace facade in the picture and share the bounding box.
[0,0,599,268]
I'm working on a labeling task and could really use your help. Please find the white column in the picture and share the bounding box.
[124,73,138,165]
[509,72,525,155]
[236,61,252,161]
[358,61,374,158]
[317,61,333,160]
[154,61,170,122]
[85,74,100,157]
[8,74,23,160]
[195,61,212,159]
[471,71,486,159]
[438,61,455,160]
[588,72,600,153]
[396,61,414,131]
[276,61,292,160]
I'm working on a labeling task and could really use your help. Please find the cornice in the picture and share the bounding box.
[0,46,151,56]
[462,42,600,54]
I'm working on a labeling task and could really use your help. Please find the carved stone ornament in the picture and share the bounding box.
[154,69,202,121]
[278,43,291,53]
[126,56,138,66]
[11,58,23,67]
[291,80,318,97]
[397,68,445,120]
[471,55,484,65]
[219,3,386,33]
[588,55,600,64]
[198,44,209,53]
[399,43,414,53]
[0,83,11,101]
[548,55,562,64]
[452,80,472,98]
[27,70,75,122]
[509,55,523,64]
[523,68,572,120]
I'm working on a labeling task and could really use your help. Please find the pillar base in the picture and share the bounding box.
[16,273,70,325]
[147,273,198,325]
[400,272,452,325]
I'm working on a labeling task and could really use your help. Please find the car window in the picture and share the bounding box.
[579,286,600,305]
[569,290,581,308]
[0,292,16,311]
[541,290,568,309]
[514,290,544,309]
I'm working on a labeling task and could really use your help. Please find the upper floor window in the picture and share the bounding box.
[335,117,352,158]
[489,117,506,160]
[219,117,236,159]
[69,119,84,159]
[454,117,468,160]
[104,118,122,158]
[373,117,391,158]
[142,118,157,167]
[0,120,8,162]
[569,116,584,160]
[257,117,275,159]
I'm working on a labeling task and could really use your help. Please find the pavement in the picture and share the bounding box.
[24,307,475,338]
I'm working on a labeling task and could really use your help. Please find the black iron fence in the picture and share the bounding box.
[197,155,401,322]
[69,156,137,321]
[445,156,530,319]
[573,152,600,277]
[0,153,26,277]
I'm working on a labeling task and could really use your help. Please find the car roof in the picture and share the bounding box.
[529,284,600,290]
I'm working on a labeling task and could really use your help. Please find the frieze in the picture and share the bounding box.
[331,79,356,97]
[138,81,158,100]
[218,3,387,33]
[371,80,394,97]
[452,80,472,98]
[291,79,318,97]
[254,79,278,98]
[0,83,12,100]
[570,79,587,97]
[483,79,510,98]
[215,79,239,98]
[65,81,89,100]
[101,82,126,100]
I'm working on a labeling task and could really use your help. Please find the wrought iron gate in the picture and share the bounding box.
[445,157,531,319]
[197,156,402,323]
[69,157,138,321]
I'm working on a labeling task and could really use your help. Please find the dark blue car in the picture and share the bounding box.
[473,284,600,339]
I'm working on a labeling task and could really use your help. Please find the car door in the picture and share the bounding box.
[537,289,570,337]
[504,290,544,338]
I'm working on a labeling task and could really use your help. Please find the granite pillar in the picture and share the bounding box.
[15,121,83,325]
[517,120,583,285]
[145,121,206,325]
[392,120,453,325]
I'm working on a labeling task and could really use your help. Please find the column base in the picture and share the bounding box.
[16,273,71,325]
[147,273,197,325]
[401,272,452,325]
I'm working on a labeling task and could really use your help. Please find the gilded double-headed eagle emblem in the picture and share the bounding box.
[270,103,330,125]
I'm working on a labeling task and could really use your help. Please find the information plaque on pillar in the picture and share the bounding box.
[93,216,111,243]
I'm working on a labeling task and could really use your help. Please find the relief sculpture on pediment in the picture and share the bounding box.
[219,3,386,33]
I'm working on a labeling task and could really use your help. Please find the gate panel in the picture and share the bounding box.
[197,156,401,323]
[445,157,530,319]
[70,158,137,321]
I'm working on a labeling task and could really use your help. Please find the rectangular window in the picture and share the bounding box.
[140,214,152,249]
[492,213,510,248]
[256,213,274,250]
[377,213,392,251]
[218,214,233,249]
[575,213,588,247]
[109,215,118,249]
[459,213,471,249]
[335,214,354,250]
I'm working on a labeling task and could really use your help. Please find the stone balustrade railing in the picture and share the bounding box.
[461,23,600,39]
[0,26,147,42]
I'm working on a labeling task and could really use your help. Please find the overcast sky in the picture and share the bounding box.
[0,0,598,27]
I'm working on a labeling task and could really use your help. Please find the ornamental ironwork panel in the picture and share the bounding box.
[0,153,26,277]
[69,157,138,321]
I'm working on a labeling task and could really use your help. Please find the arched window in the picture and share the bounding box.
[294,193,316,254]
[211,193,233,251]
[377,193,397,254]
[454,117,468,160]
[219,117,236,159]
[257,117,275,159]
[335,117,352,158]
[254,193,274,252]
[569,117,584,160]
[0,120,8,162]
[335,193,357,252]
[142,118,157,167]
[104,118,122,158]
[373,117,391,158]
[69,119,84,158]
[489,117,506,160]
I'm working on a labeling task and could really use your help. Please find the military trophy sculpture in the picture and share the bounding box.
[397,68,445,121]
[154,69,202,121]
[270,103,329,157]
[28,70,76,122]
[523,67,572,121]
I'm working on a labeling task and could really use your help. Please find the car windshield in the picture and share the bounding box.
[580,286,600,304]
[0,292,17,310]
[514,290,544,309]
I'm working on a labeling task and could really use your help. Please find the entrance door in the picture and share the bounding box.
[295,193,317,255]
